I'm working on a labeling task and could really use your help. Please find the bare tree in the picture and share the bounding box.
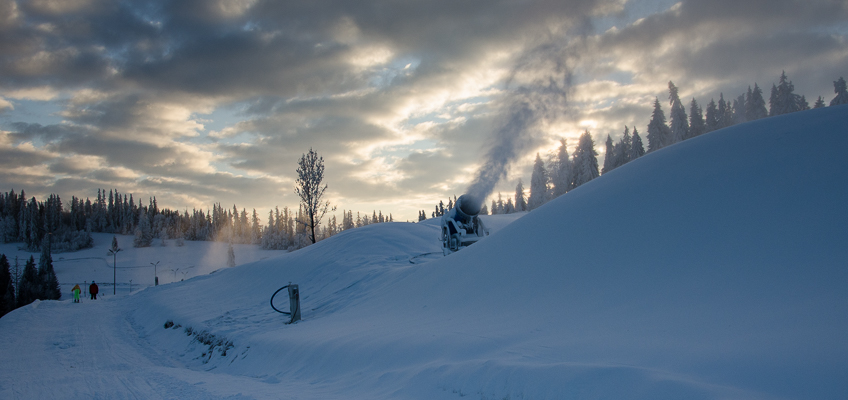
[295,148,332,244]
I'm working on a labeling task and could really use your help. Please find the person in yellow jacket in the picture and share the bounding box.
[72,284,81,303]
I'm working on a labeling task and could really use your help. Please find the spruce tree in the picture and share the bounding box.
[629,128,645,160]
[813,96,826,108]
[527,153,549,210]
[688,99,705,138]
[552,138,572,197]
[646,98,671,152]
[770,71,801,116]
[746,83,768,121]
[602,135,615,174]
[134,208,153,247]
[0,254,14,316]
[614,126,632,168]
[668,81,689,144]
[514,179,527,212]
[717,93,733,129]
[38,234,61,300]
[227,243,235,268]
[572,130,599,189]
[830,77,848,106]
[17,256,38,307]
[705,99,719,133]
[732,94,747,125]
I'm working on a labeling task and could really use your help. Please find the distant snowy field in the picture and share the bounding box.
[1,106,846,399]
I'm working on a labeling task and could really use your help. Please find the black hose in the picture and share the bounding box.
[270,285,291,315]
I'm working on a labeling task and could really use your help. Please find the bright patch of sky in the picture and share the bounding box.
[0,98,66,129]
[590,0,680,33]
[369,56,421,89]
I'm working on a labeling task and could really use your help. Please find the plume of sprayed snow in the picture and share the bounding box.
[465,40,575,205]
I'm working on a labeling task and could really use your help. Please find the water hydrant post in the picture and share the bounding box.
[288,284,301,323]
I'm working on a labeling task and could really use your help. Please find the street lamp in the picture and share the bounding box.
[151,261,160,286]
[108,236,122,295]
[169,268,180,282]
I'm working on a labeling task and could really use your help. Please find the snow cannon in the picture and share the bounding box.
[441,194,490,255]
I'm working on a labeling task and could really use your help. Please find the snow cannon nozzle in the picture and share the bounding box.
[440,194,489,255]
[455,194,482,218]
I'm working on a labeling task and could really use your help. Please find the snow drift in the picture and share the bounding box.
[1,105,846,399]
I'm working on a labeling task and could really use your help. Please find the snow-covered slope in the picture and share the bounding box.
[1,105,846,399]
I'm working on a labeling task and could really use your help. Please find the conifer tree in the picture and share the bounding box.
[717,93,733,129]
[38,234,61,300]
[830,77,848,106]
[646,98,671,152]
[705,99,719,133]
[668,81,688,144]
[552,138,573,197]
[688,99,705,138]
[17,256,38,307]
[134,208,153,247]
[629,128,645,160]
[746,83,768,121]
[602,135,615,174]
[572,130,599,189]
[613,126,632,168]
[514,179,527,212]
[528,153,549,210]
[0,254,14,316]
[813,96,826,108]
[732,94,747,125]
[770,71,801,116]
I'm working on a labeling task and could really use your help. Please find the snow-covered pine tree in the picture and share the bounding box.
[504,198,515,214]
[630,127,645,160]
[717,93,733,129]
[746,83,768,121]
[133,208,153,247]
[490,199,498,215]
[646,98,671,152]
[17,256,38,307]
[496,193,505,214]
[528,153,549,210]
[0,254,14,316]
[552,138,572,197]
[479,204,488,215]
[705,99,719,133]
[830,77,848,106]
[602,135,615,174]
[514,179,527,212]
[572,130,600,189]
[732,94,747,125]
[770,71,801,116]
[37,235,60,300]
[613,126,632,169]
[814,96,826,108]
[688,99,705,138]
[668,81,689,145]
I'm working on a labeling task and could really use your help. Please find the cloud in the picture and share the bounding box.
[0,0,845,220]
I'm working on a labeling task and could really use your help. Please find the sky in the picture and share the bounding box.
[0,0,846,222]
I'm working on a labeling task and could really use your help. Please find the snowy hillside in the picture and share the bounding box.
[1,106,847,399]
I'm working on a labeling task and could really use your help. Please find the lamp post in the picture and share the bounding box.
[151,261,160,286]
[108,236,122,295]
[169,268,180,282]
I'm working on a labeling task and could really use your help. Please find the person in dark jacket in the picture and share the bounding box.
[89,281,99,300]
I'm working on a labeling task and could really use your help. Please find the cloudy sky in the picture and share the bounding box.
[1,0,846,222]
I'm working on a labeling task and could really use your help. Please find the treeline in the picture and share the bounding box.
[0,188,395,253]
[421,73,848,218]
[0,243,61,318]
